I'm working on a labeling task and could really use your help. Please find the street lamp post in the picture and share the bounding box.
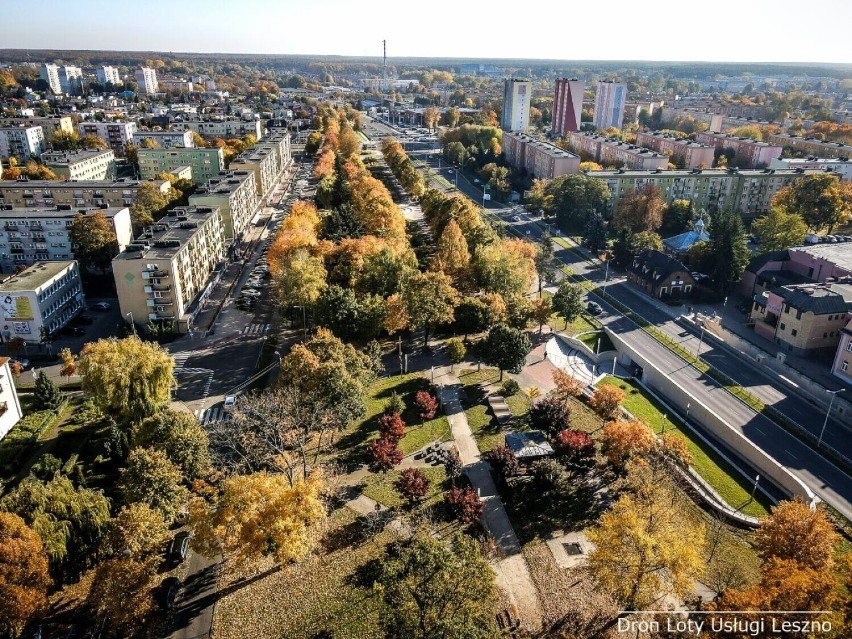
[696,326,706,359]
[126,312,137,337]
[686,402,691,422]
[818,388,846,447]
[602,259,610,297]
[750,474,760,501]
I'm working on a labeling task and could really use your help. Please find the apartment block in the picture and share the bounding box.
[593,80,627,130]
[42,150,116,181]
[39,64,62,94]
[229,147,279,197]
[138,147,225,185]
[768,157,852,181]
[112,206,226,333]
[659,106,724,132]
[97,66,121,85]
[696,132,783,168]
[0,179,170,209]
[0,261,85,342]
[751,282,852,355]
[832,317,852,383]
[635,132,715,169]
[255,128,291,172]
[77,121,137,157]
[588,167,830,221]
[0,116,73,142]
[135,67,159,94]
[552,78,584,136]
[172,119,262,140]
[501,79,531,133]
[40,64,82,95]
[159,79,194,92]
[0,207,132,273]
[0,357,23,441]
[132,130,195,149]
[766,134,852,159]
[502,132,580,179]
[0,126,46,161]
[188,171,258,239]
[564,132,668,170]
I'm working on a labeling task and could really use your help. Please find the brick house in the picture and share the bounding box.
[627,250,697,300]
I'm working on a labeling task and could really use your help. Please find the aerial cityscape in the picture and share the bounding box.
[0,2,851,638]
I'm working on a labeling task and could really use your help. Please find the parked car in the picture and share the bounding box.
[586,301,603,316]
[167,531,190,565]
[90,302,111,311]
[71,314,94,325]
[58,325,85,337]
[223,396,236,412]
[157,576,181,610]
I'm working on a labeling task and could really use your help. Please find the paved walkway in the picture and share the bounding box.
[437,368,543,630]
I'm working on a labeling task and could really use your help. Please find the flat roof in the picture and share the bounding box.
[589,168,829,178]
[192,171,253,195]
[791,244,852,274]
[42,149,113,165]
[0,179,165,189]
[114,206,219,261]
[0,261,76,292]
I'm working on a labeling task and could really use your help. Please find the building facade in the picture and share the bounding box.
[832,318,852,383]
[565,132,669,170]
[77,121,137,157]
[502,132,580,179]
[39,64,62,94]
[627,250,696,300]
[696,132,783,168]
[593,80,627,130]
[0,116,73,143]
[42,150,116,181]
[132,130,195,149]
[112,206,226,333]
[0,357,23,441]
[172,119,262,140]
[552,78,584,136]
[229,147,279,197]
[135,67,159,94]
[0,261,85,342]
[635,132,715,169]
[0,207,132,273]
[768,158,852,181]
[97,66,121,85]
[188,171,258,239]
[766,134,852,159]
[138,147,225,185]
[0,126,46,161]
[501,79,531,133]
[0,179,169,209]
[659,106,724,132]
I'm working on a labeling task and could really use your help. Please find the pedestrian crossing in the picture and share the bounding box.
[172,352,192,368]
[242,323,270,336]
[195,406,233,425]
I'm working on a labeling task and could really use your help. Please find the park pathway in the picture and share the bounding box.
[437,368,543,631]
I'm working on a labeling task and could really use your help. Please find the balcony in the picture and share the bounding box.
[4,224,18,231]
[142,269,169,279]
[144,284,172,293]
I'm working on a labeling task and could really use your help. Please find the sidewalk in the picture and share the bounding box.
[437,367,543,630]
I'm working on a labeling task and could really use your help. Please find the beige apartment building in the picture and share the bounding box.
[659,106,724,132]
[172,119,263,140]
[229,147,279,197]
[77,121,137,157]
[112,206,225,334]
[0,178,169,209]
[564,132,668,170]
[188,170,258,239]
[696,132,783,168]
[502,132,580,179]
[256,128,292,174]
[635,132,715,169]
[0,116,73,142]
[42,149,116,181]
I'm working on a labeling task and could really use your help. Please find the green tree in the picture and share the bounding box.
[772,174,851,232]
[373,532,498,639]
[534,231,558,296]
[129,181,168,230]
[453,296,489,341]
[687,240,715,275]
[446,337,467,370]
[0,512,52,638]
[357,247,416,297]
[273,248,327,310]
[660,199,694,236]
[102,503,169,561]
[402,271,459,348]
[78,337,174,425]
[119,447,187,522]
[482,324,531,380]
[583,212,609,254]
[133,410,211,481]
[545,174,611,232]
[751,207,808,252]
[33,371,62,411]
[709,210,750,293]
[313,284,361,341]
[551,282,584,329]
[69,211,118,273]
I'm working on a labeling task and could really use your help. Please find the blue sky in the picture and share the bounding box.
[3,0,851,63]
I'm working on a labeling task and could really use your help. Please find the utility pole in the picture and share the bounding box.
[382,40,387,93]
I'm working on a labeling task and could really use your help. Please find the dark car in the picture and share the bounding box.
[56,325,85,337]
[157,576,181,610]
[71,314,94,325]
[90,302,111,312]
[586,301,603,316]
[167,531,190,565]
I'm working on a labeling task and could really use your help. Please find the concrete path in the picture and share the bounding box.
[438,369,543,630]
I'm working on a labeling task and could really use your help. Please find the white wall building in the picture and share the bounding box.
[501,78,531,133]
[97,66,121,85]
[40,64,62,94]
[0,126,46,161]
[0,358,23,441]
[135,67,159,94]
[42,150,116,181]
[77,121,137,156]
[132,130,195,149]
[593,80,627,130]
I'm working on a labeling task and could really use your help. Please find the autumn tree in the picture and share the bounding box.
[367,436,404,472]
[373,532,497,639]
[587,463,704,609]
[273,247,327,310]
[485,445,520,478]
[378,412,406,441]
[0,512,51,638]
[473,239,536,299]
[554,429,595,465]
[414,391,438,421]
[402,271,459,348]
[69,212,118,273]
[51,130,80,150]
[304,131,322,155]
[102,503,169,561]
[445,487,485,524]
[129,181,169,230]
[751,207,808,252]
[394,468,431,505]
[189,471,326,566]
[422,106,441,130]
[772,173,851,232]
[81,134,108,150]
[552,369,585,405]
[431,219,470,285]
[23,162,57,180]
[384,293,410,335]
[529,396,571,437]
[754,500,839,571]
[58,347,76,382]
[86,557,157,635]
[133,409,211,481]
[588,384,625,421]
[119,447,187,522]
[482,324,531,381]
[551,282,584,330]
[601,419,655,468]
[613,184,666,233]
[531,297,552,334]
[78,336,174,425]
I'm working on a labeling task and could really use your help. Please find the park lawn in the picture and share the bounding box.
[576,330,614,354]
[601,375,770,518]
[212,507,389,639]
[457,367,506,452]
[361,466,449,509]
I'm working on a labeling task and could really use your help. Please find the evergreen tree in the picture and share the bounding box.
[709,210,750,293]
[33,371,63,411]
[583,212,609,255]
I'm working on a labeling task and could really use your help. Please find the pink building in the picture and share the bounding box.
[740,244,852,297]
[502,132,579,179]
[832,319,852,383]
[696,132,783,168]
[564,132,668,170]
[635,132,715,169]
[552,78,584,136]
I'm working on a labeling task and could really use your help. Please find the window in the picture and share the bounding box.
[796,310,802,320]
[791,329,798,337]
[843,361,849,372]
[825,333,829,338]
[779,323,786,330]
[847,342,852,352]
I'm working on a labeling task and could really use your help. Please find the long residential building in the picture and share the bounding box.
[593,80,627,130]
[564,132,669,170]
[0,261,85,342]
[42,150,116,181]
[135,67,159,94]
[695,132,783,168]
[0,116,73,142]
[138,147,225,185]
[551,78,584,136]
[188,170,258,239]
[659,105,724,132]
[132,130,195,149]
[77,121,137,156]
[172,119,262,140]
[635,132,715,169]
[255,128,292,173]
[766,134,852,159]
[0,178,169,209]
[40,64,82,95]
[112,206,225,334]
[768,157,852,181]
[588,167,831,221]
[0,126,46,161]
[502,132,580,179]
[229,147,279,198]
[0,207,132,273]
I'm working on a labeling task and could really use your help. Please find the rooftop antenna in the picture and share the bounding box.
[382,39,387,92]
